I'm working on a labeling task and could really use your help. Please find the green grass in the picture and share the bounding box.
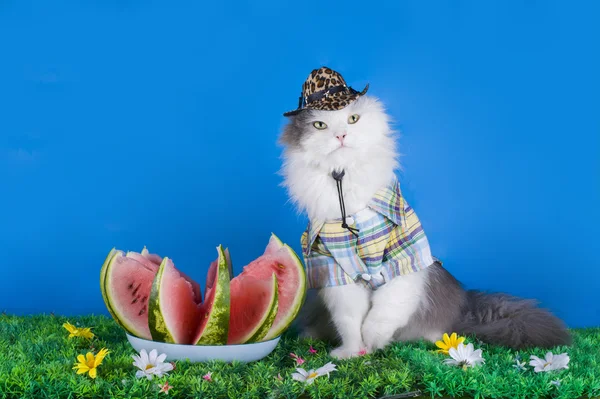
[0,313,599,399]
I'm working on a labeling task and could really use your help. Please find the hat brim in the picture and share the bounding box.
[283,84,369,117]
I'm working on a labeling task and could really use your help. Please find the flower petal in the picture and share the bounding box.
[132,359,143,370]
[529,355,546,371]
[442,333,451,345]
[295,368,309,377]
[63,322,77,333]
[149,349,159,364]
[85,352,95,366]
[94,348,109,367]
[435,340,448,350]
[291,372,306,382]
[448,347,460,361]
[89,367,97,379]
[156,353,168,364]
[140,349,149,365]
[316,362,337,375]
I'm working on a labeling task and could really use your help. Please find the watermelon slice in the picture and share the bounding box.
[132,248,202,304]
[141,245,163,265]
[99,248,125,329]
[148,257,202,344]
[102,251,158,339]
[238,233,307,341]
[193,245,231,345]
[227,272,279,344]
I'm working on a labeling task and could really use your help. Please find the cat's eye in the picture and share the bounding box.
[313,121,328,130]
[348,114,360,124]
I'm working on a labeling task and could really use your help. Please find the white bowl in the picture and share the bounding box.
[126,333,281,363]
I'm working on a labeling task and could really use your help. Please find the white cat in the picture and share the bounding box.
[278,75,571,360]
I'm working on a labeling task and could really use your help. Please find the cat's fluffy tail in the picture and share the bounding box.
[452,290,572,349]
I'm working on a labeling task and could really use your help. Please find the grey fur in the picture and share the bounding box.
[279,111,317,149]
[295,261,572,350]
[292,288,341,345]
[453,290,572,348]
[393,262,465,342]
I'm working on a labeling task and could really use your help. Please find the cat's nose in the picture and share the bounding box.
[336,134,347,145]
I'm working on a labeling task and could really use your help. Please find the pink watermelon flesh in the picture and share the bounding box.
[141,246,163,265]
[227,274,275,344]
[240,235,302,337]
[151,258,202,344]
[263,234,283,257]
[132,249,202,304]
[105,253,157,340]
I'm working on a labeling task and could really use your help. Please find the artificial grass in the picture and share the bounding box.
[0,313,599,399]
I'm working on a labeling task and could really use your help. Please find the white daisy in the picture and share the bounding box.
[291,362,337,385]
[443,342,485,369]
[529,352,570,373]
[132,348,174,380]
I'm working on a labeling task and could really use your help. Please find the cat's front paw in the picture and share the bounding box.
[329,345,365,360]
[362,317,394,352]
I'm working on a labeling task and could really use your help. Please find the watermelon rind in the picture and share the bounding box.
[147,257,177,343]
[246,273,279,343]
[99,248,125,328]
[194,245,231,345]
[262,239,307,341]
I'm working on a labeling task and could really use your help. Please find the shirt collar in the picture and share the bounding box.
[305,177,406,254]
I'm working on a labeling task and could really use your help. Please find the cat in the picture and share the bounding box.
[278,92,572,360]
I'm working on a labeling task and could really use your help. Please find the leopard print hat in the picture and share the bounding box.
[283,67,369,117]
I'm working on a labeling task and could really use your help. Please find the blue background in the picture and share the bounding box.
[1,1,598,328]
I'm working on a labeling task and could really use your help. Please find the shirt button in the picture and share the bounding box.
[361,273,371,281]
[346,216,355,225]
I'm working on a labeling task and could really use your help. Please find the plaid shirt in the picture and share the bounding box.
[301,177,435,290]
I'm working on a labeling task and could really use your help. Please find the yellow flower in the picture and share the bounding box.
[72,348,109,379]
[63,322,95,340]
[435,332,466,354]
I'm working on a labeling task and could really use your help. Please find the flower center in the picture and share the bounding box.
[308,372,319,379]
[146,363,155,371]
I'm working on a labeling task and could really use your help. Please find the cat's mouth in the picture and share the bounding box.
[330,143,351,154]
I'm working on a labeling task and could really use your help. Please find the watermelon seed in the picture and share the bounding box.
[131,297,139,304]
[138,307,146,316]
[127,282,134,290]
[132,283,142,296]
[278,264,285,269]
[141,296,147,303]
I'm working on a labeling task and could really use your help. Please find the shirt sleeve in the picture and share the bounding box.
[301,231,338,288]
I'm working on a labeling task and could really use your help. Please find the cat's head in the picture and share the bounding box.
[279,95,397,171]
